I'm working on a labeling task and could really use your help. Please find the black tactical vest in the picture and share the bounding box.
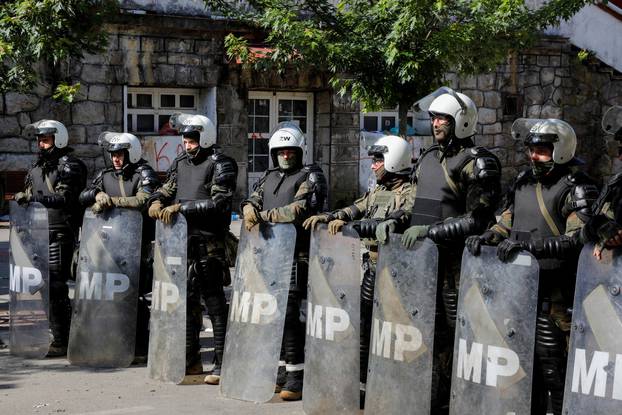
[511,173,573,270]
[410,146,473,225]
[101,170,140,198]
[175,153,231,234]
[262,168,307,210]
[30,165,65,226]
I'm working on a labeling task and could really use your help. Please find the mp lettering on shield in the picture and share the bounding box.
[10,265,44,294]
[152,281,181,312]
[229,291,278,325]
[306,303,351,341]
[77,272,130,301]
[371,318,423,362]
[456,339,521,388]
[569,349,622,400]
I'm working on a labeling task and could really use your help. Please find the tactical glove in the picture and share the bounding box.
[465,230,499,256]
[375,219,397,245]
[303,213,334,231]
[242,204,262,231]
[161,203,182,225]
[148,200,163,220]
[401,225,429,249]
[14,192,30,205]
[328,219,347,235]
[95,192,113,210]
[496,239,524,262]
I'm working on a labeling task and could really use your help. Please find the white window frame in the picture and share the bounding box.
[360,109,417,133]
[125,87,200,135]
[247,91,314,194]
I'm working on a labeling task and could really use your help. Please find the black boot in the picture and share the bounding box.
[204,296,227,385]
[280,369,304,401]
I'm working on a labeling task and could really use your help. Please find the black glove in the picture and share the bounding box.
[465,230,499,256]
[496,238,524,262]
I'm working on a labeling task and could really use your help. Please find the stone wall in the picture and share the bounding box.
[447,36,622,189]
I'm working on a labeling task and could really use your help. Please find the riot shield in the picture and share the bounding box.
[220,223,297,403]
[148,215,187,384]
[449,246,539,415]
[562,245,622,413]
[68,208,143,367]
[303,225,361,415]
[9,201,50,358]
[364,236,438,415]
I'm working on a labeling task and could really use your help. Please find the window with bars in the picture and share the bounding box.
[126,88,199,134]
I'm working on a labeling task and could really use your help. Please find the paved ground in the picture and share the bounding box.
[0,220,305,415]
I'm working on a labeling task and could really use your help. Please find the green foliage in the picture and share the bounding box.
[0,0,118,100]
[207,0,597,134]
[52,82,81,103]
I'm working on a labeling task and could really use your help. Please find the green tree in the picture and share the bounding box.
[207,0,600,135]
[0,0,118,103]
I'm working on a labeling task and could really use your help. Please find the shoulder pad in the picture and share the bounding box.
[515,169,532,185]
[608,171,622,187]
[213,156,238,186]
[173,152,188,162]
[471,147,501,180]
[136,164,160,185]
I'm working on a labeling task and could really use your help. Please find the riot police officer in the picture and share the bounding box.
[303,135,413,405]
[78,132,160,360]
[582,105,622,256]
[385,90,501,413]
[14,119,87,356]
[147,114,238,384]
[466,118,598,415]
[241,121,327,401]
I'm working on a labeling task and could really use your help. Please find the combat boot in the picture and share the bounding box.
[46,341,67,357]
[275,362,286,393]
[185,354,204,375]
[279,369,303,401]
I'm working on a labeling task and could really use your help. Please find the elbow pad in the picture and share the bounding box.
[180,199,216,217]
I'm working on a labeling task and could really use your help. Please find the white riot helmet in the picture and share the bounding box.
[169,113,217,148]
[26,119,69,148]
[511,118,576,164]
[602,105,622,137]
[98,132,142,164]
[428,90,478,139]
[367,135,412,174]
[268,121,307,166]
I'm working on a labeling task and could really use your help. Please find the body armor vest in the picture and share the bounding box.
[175,154,230,234]
[511,174,572,270]
[262,168,307,211]
[102,170,140,198]
[366,188,401,220]
[410,147,473,225]
[30,165,65,226]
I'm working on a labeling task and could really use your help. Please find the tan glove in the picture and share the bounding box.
[328,219,347,235]
[242,204,262,231]
[95,192,113,210]
[91,202,104,214]
[302,213,332,231]
[148,200,163,220]
[14,192,30,205]
[161,203,182,225]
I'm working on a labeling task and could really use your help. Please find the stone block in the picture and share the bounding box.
[175,66,206,86]
[153,65,176,85]
[477,135,494,147]
[540,105,562,119]
[88,85,109,102]
[477,73,496,91]
[463,90,484,107]
[331,144,359,163]
[0,117,21,137]
[550,56,561,67]
[524,86,544,104]
[483,123,502,135]
[72,101,106,125]
[478,108,497,125]
[537,55,549,67]
[541,67,555,85]
[68,125,86,145]
[460,75,477,89]
[31,99,71,125]
[110,86,123,103]
[141,37,164,52]
[526,105,542,118]
[317,113,331,128]
[85,125,110,144]
[484,91,502,108]
[195,39,214,55]
[119,35,140,51]
[521,71,540,88]
[80,64,112,84]
[5,93,40,114]
[0,137,30,152]
[443,72,459,89]
[166,39,194,53]
[0,152,36,171]
[105,103,123,125]
[333,113,357,128]
[168,53,201,66]
[17,113,31,128]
